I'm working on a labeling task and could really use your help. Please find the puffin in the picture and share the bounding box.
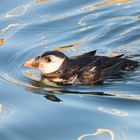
[24,50,138,85]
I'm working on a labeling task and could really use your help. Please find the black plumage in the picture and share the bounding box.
[24,50,139,85]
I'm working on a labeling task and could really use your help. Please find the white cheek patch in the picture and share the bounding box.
[40,56,65,74]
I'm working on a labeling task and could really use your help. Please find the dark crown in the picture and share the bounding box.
[41,51,66,58]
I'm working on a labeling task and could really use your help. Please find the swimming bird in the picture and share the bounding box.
[24,50,138,85]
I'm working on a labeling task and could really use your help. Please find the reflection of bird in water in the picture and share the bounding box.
[44,94,62,102]
[26,79,115,102]
[26,79,62,102]
[26,76,140,102]
[24,50,138,85]
[26,78,116,103]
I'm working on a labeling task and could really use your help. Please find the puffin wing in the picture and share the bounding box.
[99,56,138,70]
[99,58,138,80]
[78,58,103,85]
[99,60,125,80]
[24,56,40,68]
[77,57,134,85]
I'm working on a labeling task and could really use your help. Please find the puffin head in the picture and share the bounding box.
[24,51,67,74]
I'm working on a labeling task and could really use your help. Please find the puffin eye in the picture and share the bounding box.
[46,57,51,63]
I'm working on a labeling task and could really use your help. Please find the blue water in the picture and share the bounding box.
[0,0,140,140]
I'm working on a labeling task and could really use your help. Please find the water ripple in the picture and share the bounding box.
[5,2,34,18]
[78,129,115,140]
[98,106,128,116]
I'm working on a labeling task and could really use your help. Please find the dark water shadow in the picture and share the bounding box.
[25,77,115,102]
[25,75,140,103]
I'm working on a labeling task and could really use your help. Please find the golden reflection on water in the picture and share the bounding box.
[98,107,128,116]
[95,0,131,7]
[23,70,59,87]
[53,41,86,51]
[0,39,5,46]
[2,67,140,99]
[81,0,131,12]
[23,70,40,81]
[53,44,75,51]
[78,129,115,140]
[36,0,48,3]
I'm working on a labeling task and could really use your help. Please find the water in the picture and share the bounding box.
[0,0,140,139]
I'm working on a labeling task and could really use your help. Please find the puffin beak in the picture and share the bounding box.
[24,57,39,68]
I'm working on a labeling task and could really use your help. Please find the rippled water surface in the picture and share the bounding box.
[0,0,140,140]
